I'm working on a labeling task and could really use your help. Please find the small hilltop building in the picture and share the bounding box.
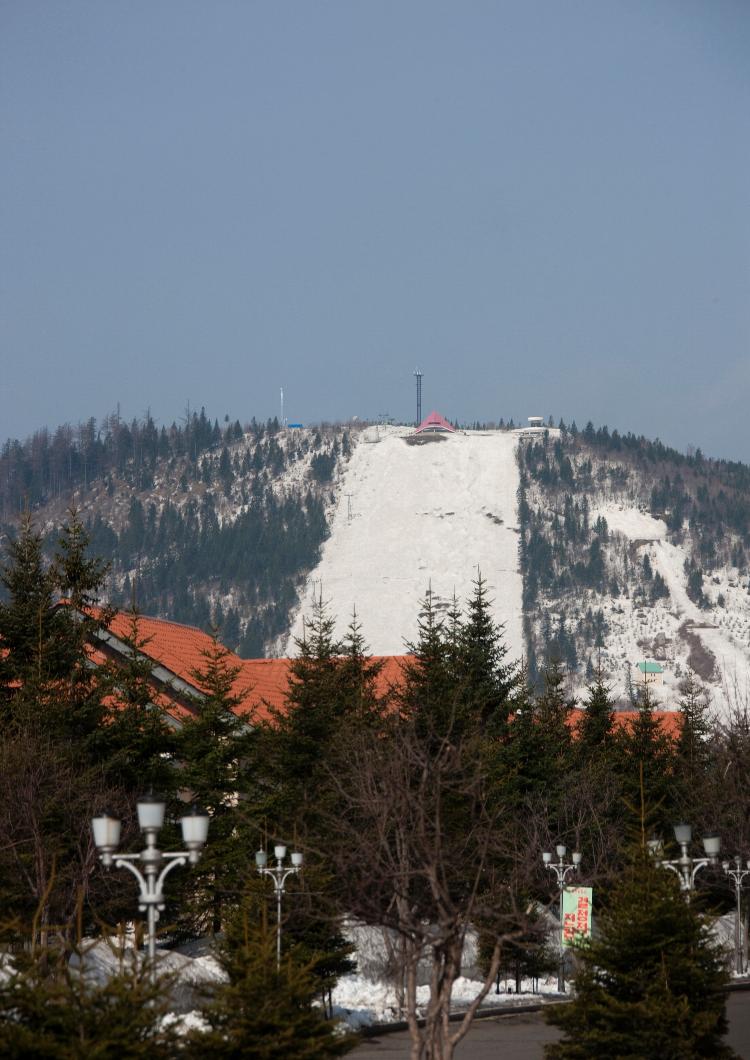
[413,411,456,435]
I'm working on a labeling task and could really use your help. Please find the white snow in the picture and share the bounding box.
[331,971,559,1028]
[571,505,750,716]
[651,539,750,713]
[591,505,667,541]
[286,428,523,659]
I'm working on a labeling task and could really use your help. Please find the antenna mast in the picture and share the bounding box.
[414,368,423,427]
[280,386,285,427]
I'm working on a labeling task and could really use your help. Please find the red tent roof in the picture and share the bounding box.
[414,410,456,434]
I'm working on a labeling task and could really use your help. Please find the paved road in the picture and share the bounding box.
[353,992,750,1059]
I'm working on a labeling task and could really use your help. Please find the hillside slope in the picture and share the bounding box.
[286,426,524,658]
[518,428,750,714]
[0,413,350,656]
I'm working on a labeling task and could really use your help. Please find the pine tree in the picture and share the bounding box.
[175,633,254,933]
[260,597,386,841]
[493,662,545,803]
[334,609,386,729]
[49,508,114,749]
[616,683,676,832]
[0,939,178,1058]
[0,510,111,748]
[102,609,177,795]
[676,671,712,775]
[673,671,713,822]
[185,916,355,1059]
[533,658,576,785]
[0,513,62,696]
[259,595,343,836]
[455,572,518,736]
[577,663,615,761]
[400,585,455,741]
[0,514,118,938]
[545,849,735,1058]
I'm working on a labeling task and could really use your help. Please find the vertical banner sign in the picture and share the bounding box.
[562,887,593,947]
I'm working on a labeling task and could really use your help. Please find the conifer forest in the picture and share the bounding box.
[1,411,750,1058]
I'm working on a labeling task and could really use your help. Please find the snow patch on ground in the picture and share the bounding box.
[286,428,523,659]
[568,507,750,717]
[591,505,667,541]
[332,972,559,1028]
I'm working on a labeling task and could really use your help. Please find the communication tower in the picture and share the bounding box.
[414,368,423,427]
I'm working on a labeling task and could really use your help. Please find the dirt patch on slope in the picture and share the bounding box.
[678,621,717,682]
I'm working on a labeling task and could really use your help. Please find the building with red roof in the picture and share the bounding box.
[82,607,408,728]
[413,410,456,435]
[75,608,681,740]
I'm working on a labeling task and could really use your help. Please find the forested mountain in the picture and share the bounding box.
[3,409,750,704]
[0,409,351,656]
[518,422,750,705]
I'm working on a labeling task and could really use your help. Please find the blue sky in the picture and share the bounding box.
[2,1,748,459]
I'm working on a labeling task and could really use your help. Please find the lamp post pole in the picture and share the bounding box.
[256,843,303,970]
[649,823,721,896]
[92,795,209,971]
[542,844,582,994]
[722,856,750,976]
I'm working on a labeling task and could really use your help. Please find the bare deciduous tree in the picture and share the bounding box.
[322,714,532,1060]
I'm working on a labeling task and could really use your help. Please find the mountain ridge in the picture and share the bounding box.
[2,411,749,714]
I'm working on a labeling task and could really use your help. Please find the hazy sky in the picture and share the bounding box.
[2,2,749,460]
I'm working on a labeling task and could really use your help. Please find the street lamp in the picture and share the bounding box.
[91,795,209,968]
[542,843,582,993]
[651,822,721,894]
[722,856,750,976]
[256,843,303,970]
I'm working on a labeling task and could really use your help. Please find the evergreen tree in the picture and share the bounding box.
[545,849,735,1058]
[400,585,455,741]
[455,573,518,736]
[577,664,615,761]
[48,510,113,750]
[0,513,62,695]
[493,662,543,802]
[102,609,177,795]
[252,605,378,1002]
[0,942,177,1058]
[0,513,117,937]
[533,659,576,785]
[260,597,385,840]
[259,595,343,836]
[0,510,111,748]
[676,671,712,775]
[673,671,713,821]
[175,633,254,933]
[334,609,386,728]
[185,916,355,1059]
[616,683,676,832]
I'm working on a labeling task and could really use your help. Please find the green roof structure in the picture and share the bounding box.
[637,661,664,674]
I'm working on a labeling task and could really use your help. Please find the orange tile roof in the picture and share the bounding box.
[106,612,227,687]
[91,610,412,726]
[569,706,681,739]
[63,605,684,738]
[235,654,411,723]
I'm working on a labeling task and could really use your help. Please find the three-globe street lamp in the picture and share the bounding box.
[542,844,582,994]
[722,856,750,976]
[648,823,721,894]
[92,795,209,969]
[256,843,303,970]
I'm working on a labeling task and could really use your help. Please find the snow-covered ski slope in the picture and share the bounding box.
[590,502,750,715]
[286,427,523,659]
